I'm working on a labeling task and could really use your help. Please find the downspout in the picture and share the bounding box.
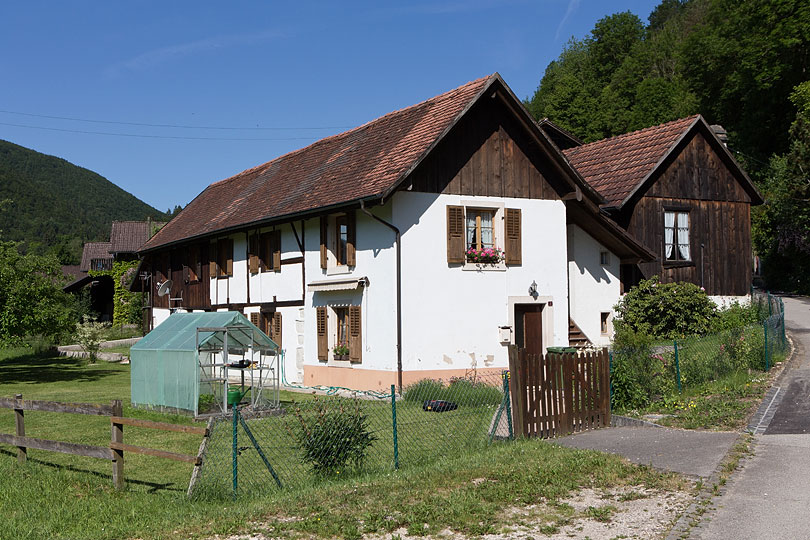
[360,199,402,393]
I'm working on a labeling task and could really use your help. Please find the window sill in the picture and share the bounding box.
[662,261,695,269]
[327,358,356,367]
[326,265,352,276]
[462,261,507,272]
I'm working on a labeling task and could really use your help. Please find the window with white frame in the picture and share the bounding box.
[664,210,690,261]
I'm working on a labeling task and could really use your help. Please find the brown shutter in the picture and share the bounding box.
[505,208,522,265]
[349,305,362,363]
[316,307,328,361]
[319,216,328,269]
[226,239,234,276]
[271,311,282,347]
[183,265,190,284]
[194,244,202,280]
[447,205,465,264]
[346,211,356,266]
[210,242,218,277]
[249,312,260,327]
[272,230,282,272]
[249,234,259,274]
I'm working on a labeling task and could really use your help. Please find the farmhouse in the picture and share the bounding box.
[557,116,763,301]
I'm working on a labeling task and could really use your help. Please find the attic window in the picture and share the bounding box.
[664,210,690,261]
[600,251,610,266]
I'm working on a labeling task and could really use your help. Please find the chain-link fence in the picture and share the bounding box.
[609,293,788,407]
[190,370,512,499]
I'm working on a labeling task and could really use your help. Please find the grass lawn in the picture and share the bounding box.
[0,348,687,539]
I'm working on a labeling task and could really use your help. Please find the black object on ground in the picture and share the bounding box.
[422,399,458,412]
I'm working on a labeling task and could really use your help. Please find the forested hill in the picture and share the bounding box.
[0,139,169,261]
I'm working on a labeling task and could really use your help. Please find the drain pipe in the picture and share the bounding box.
[360,199,402,393]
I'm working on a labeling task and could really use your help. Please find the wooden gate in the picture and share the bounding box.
[507,346,610,438]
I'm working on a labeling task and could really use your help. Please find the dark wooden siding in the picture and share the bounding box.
[645,132,751,204]
[407,98,568,199]
[149,243,211,310]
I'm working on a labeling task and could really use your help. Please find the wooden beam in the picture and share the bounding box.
[14,394,25,465]
[109,442,200,465]
[111,400,124,490]
[187,418,215,498]
[0,433,112,460]
[0,397,114,416]
[110,417,207,436]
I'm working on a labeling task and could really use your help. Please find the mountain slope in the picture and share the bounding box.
[0,139,169,253]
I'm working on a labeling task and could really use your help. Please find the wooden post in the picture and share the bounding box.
[507,346,525,438]
[110,400,124,490]
[14,394,26,465]
[187,418,215,498]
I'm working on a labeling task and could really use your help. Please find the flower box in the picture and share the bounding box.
[466,246,504,264]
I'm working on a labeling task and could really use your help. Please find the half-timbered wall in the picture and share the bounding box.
[619,132,753,296]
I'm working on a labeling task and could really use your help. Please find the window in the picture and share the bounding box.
[664,210,690,261]
[215,238,233,277]
[446,205,521,265]
[320,212,356,270]
[600,251,610,266]
[250,231,281,273]
[316,305,362,363]
[466,209,494,251]
[600,312,610,335]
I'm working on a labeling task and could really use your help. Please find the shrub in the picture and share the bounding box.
[402,376,503,407]
[613,277,717,339]
[610,328,671,409]
[75,319,110,363]
[287,400,376,476]
[711,301,768,333]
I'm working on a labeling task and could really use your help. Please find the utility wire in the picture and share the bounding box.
[0,109,353,131]
[0,121,321,141]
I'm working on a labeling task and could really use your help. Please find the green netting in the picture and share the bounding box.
[131,311,278,413]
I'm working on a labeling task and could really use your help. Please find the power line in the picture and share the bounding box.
[0,121,321,141]
[0,109,354,131]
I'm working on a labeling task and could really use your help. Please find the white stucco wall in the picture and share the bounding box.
[247,225,304,304]
[393,191,570,374]
[566,224,621,347]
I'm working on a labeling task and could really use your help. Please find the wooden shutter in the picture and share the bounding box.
[316,307,328,360]
[249,234,259,274]
[505,208,522,265]
[183,265,190,284]
[271,312,282,347]
[209,242,218,277]
[249,312,260,327]
[346,211,356,266]
[272,230,282,272]
[349,305,362,363]
[226,239,234,276]
[319,216,328,269]
[447,205,465,264]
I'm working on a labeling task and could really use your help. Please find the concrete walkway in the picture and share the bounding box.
[57,336,141,362]
[691,296,810,539]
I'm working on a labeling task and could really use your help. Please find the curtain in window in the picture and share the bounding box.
[677,213,690,260]
[480,211,493,247]
[466,213,477,248]
[664,211,675,258]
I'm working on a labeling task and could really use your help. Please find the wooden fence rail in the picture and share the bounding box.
[0,394,207,489]
[508,347,610,439]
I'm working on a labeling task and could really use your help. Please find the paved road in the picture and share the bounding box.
[693,296,810,540]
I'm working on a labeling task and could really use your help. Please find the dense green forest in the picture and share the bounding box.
[0,139,169,264]
[526,0,810,293]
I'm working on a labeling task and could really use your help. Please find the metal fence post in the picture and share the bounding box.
[391,384,399,470]
[232,406,238,500]
[674,340,682,393]
[764,321,770,371]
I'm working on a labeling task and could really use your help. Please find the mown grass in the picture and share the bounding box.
[0,348,687,539]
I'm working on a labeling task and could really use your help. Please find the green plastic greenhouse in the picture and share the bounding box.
[131,311,280,416]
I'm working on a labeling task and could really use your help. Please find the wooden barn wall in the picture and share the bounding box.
[406,98,568,199]
[646,132,751,204]
[149,243,211,310]
[624,197,751,296]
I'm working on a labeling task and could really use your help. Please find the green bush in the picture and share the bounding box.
[614,277,717,340]
[711,301,768,333]
[288,400,376,476]
[610,328,673,409]
[402,376,502,407]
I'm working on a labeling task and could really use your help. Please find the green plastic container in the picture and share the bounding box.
[547,346,578,354]
[227,388,245,406]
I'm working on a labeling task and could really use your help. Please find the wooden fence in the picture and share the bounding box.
[0,394,209,490]
[508,347,610,438]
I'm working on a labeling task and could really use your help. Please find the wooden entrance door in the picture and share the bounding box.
[515,305,543,355]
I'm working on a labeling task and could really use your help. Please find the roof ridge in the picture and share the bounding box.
[208,74,496,189]
[569,114,700,151]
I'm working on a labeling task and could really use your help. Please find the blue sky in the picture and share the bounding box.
[1,1,661,213]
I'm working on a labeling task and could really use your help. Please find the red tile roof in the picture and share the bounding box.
[79,242,112,272]
[141,75,497,251]
[563,116,700,207]
[109,221,165,254]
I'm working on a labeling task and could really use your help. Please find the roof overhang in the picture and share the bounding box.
[566,201,656,264]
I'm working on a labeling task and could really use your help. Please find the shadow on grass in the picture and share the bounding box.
[0,351,121,385]
[0,448,183,494]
